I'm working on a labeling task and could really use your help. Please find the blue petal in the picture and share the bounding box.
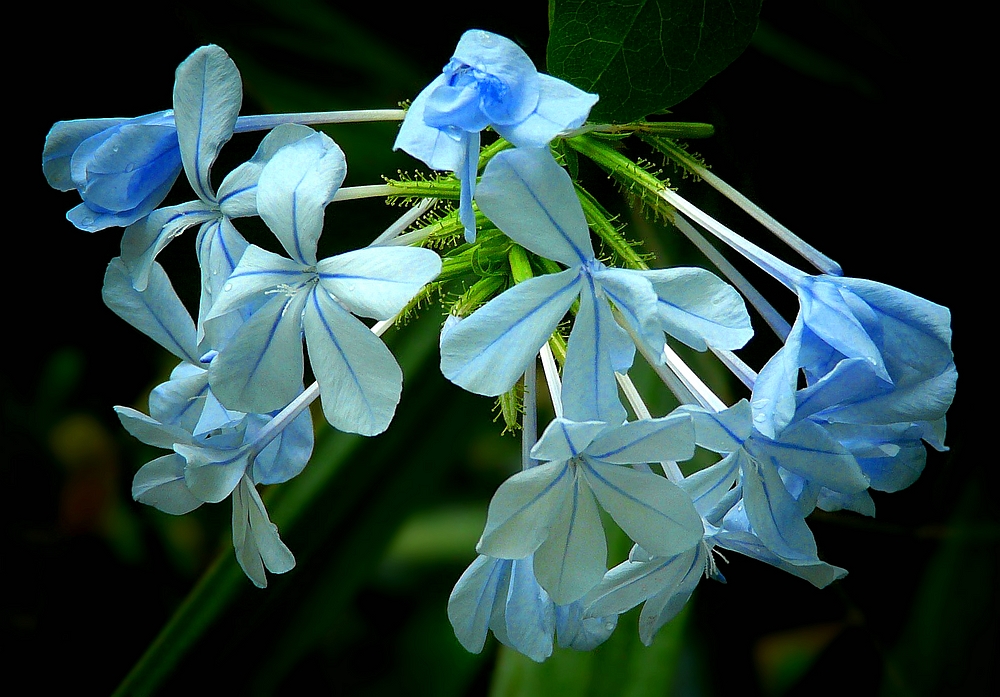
[637,268,753,351]
[450,30,541,126]
[534,472,606,604]
[115,406,192,450]
[232,476,295,588]
[587,411,696,465]
[250,406,314,485]
[448,555,511,654]
[317,246,441,320]
[584,461,703,558]
[554,601,617,651]
[680,453,740,518]
[504,558,556,662]
[257,130,347,266]
[714,525,846,588]
[173,45,242,203]
[835,276,953,384]
[206,244,307,320]
[561,280,628,424]
[476,148,595,267]
[119,201,217,291]
[635,545,704,646]
[495,74,599,148]
[592,266,659,365]
[678,400,753,452]
[149,363,209,431]
[209,289,308,414]
[585,545,700,619]
[531,418,607,463]
[178,440,250,504]
[478,460,573,560]
[196,217,251,349]
[752,316,806,438]
[797,276,889,381]
[132,453,204,515]
[739,450,819,562]
[102,258,199,364]
[302,287,403,436]
[43,117,129,191]
[749,421,868,495]
[217,123,317,219]
[825,422,928,492]
[393,74,465,172]
[440,268,582,396]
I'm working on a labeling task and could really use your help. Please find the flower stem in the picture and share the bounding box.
[645,136,843,275]
[234,109,406,133]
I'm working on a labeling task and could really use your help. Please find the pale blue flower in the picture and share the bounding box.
[752,273,956,439]
[394,29,599,241]
[477,413,702,605]
[678,399,868,565]
[104,255,312,588]
[205,129,441,436]
[448,552,620,660]
[43,110,183,232]
[439,147,751,423]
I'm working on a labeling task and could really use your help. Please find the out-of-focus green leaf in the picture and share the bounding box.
[547,0,762,123]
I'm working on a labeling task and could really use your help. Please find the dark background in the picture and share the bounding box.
[12,1,986,695]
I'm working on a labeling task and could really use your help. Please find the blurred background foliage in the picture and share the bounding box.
[13,1,988,695]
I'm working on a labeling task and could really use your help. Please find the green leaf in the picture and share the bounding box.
[547,0,763,123]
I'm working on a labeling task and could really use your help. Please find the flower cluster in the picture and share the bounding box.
[42,31,955,654]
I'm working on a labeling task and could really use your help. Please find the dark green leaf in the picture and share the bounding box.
[547,0,762,123]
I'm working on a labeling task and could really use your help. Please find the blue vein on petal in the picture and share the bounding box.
[140,290,200,364]
[218,183,255,207]
[589,427,671,461]
[318,273,415,285]
[451,273,580,381]
[175,382,210,424]
[309,290,375,420]
[193,59,212,203]
[751,455,809,556]
[584,461,692,528]
[551,476,583,592]
[508,167,591,266]
[557,420,581,457]
[246,295,292,378]
[583,277,605,409]
[495,466,570,537]
[291,194,307,265]
[133,209,210,262]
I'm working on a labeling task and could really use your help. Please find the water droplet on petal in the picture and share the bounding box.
[223,282,233,292]
[753,413,766,424]
[124,163,135,172]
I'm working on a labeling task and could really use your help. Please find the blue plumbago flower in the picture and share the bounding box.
[447,553,619,661]
[752,271,957,440]
[675,399,869,566]
[204,128,441,436]
[43,110,183,232]
[584,541,710,647]
[439,147,751,423]
[477,413,702,605]
[103,253,312,588]
[660,189,956,443]
[394,29,599,242]
[114,45,302,348]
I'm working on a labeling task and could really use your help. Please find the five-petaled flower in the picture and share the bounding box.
[394,29,599,242]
